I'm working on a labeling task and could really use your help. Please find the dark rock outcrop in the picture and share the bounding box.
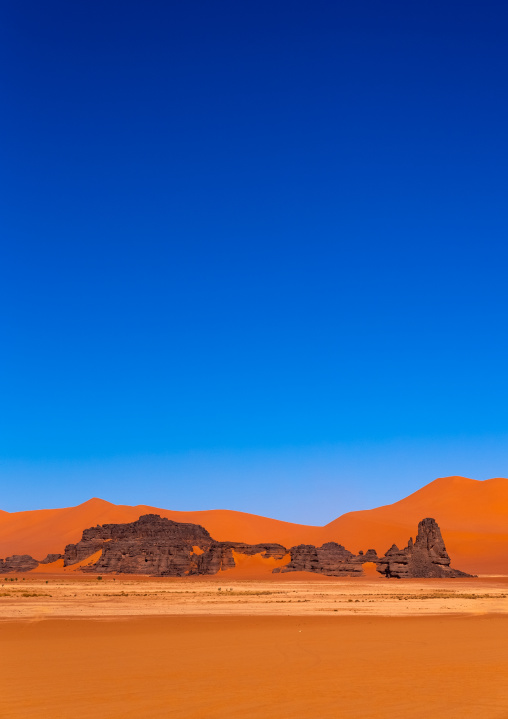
[270,518,471,578]
[64,514,213,575]
[1,514,471,578]
[40,553,63,564]
[0,555,39,573]
[376,517,471,578]
[200,542,287,575]
[64,514,287,576]
[276,543,380,576]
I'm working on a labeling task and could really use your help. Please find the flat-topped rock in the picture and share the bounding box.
[64,514,287,576]
[0,555,39,573]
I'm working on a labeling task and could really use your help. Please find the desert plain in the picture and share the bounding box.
[2,477,508,717]
[2,572,508,719]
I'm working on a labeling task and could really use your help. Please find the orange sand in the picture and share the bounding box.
[226,550,292,577]
[1,615,508,718]
[30,558,65,573]
[0,497,324,560]
[1,476,507,574]
[2,574,508,618]
[327,475,508,575]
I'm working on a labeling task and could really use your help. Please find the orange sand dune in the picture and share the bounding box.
[0,498,321,560]
[225,550,291,578]
[1,476,507,574]
[323,476,508,574]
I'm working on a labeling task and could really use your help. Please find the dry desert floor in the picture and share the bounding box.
[1,574,508,718]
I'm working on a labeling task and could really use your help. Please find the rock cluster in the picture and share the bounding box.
[274,543,379,576]
[63,514,287,576]
[276,518,470,578]
[40,553,63,564]
[376,517,471,578]
[0,514,471,578]
[0,555,39,573]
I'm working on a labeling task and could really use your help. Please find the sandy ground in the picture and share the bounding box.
[1,573,508,618]
[2,575,508,718]
[2,614,508,718]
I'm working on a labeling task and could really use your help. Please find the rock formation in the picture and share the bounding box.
[376,517,471,578]
[40,553,63,564]
[0,514,471,578]
[275,543,379,576]
[63,514,287,576]
[62,515,470,578]
[0,555,39,573]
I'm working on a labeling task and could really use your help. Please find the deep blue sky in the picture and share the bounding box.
[1,2,508,519]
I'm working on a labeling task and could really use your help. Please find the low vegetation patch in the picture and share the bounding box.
[21,593,52,598]
[216,590,277,596]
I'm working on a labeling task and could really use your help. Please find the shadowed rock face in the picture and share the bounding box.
[0,515,471,578]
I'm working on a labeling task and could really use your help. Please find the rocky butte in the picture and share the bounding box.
[0,515,471,578]
[62,514,287,576]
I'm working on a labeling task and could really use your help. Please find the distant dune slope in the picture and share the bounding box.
[0,476,507,574]
[0,499,322,562]
[323,476,508,575]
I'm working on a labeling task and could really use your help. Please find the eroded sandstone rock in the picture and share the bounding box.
[64,514,287,576]
[0,555,39,573]
[40,553,64,564]
[0,514,471,578]
[277,542,377,576]
[376,518,471,578]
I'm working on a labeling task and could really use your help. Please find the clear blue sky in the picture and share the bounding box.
[1,2,507,520]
